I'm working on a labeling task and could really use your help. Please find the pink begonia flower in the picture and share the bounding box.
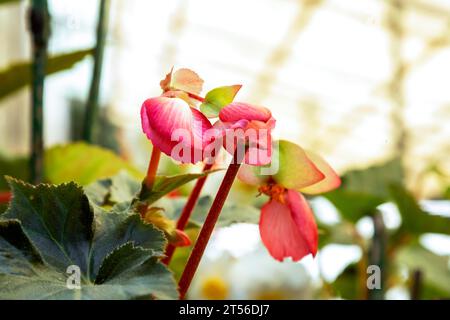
[141,96,214,163]
[238,140,341,262]
[214,102,276,166]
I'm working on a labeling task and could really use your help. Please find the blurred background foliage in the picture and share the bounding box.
[0,0,449,299]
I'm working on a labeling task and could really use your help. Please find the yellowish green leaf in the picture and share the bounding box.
[45,142,143,185]
[200,85,242,118]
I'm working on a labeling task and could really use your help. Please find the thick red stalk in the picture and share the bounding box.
[139,147,161,217]
[178,153,242,299]
[145,147,161,189]
[162,162,213,265]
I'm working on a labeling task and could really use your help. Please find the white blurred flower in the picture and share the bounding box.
[187,242,315,300]
[229,246,315,300]
[187,252,235,300]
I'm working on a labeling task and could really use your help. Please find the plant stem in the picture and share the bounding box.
[367,211,387,300]
[410,269,422,300]
[178,152,242,299]
[29,0,50,184]
[82,0,109,142]
[145,147,161,189]
[137,147,161,217]
[162,162,213,265]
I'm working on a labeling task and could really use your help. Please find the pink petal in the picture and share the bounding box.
[300,151,341,194]
[259,190,318,262]
[141,97,189,156]
[244,140,272,166]
[219,102,272,123]
[191,107,215,149]
[230,119,250,130]
[214,116,275,166]
[141,97,213,163]
[286,190,318,256]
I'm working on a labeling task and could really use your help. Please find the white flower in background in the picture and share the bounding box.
[187,253,235,300]
[229,245,316,300]
[187,243,315,300]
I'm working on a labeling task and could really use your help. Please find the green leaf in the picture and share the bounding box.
[95,242,154,284]
[138,170,220,206]
[200,85,241,118]
[2,178,94,275]
[324,190,384,223]
[85,170,221,212]
[330,263,359,300]
[0,49,93,101]
[89,210,166,279]
[324,158,403,223]
[85,171,141,206]
[396,244,450,296]
[93,245,176,300]
[1,143,141,190]
[389,184,450,236]
[0,178,177,299]
[339,158,404,199]
[0,220,44,275]
[45,143,143,185]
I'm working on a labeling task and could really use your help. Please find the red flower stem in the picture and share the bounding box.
[0,192,11,204]
[162,162,213,266]
[145,147,161,189]
[178,152,242,299]
[139,147,161,217]
[176,162,213,230]
[187,92,205,103]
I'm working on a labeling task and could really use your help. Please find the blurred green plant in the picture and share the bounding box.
[0,142,142,190]
[45,142,143,185]
[320,158,450,300]
[324,158,403,223]
[445,186,450,200]
[70,98,121,153]
[28,0,50,184]
[82,0,109,142]
[396,244,450,298]
[0,0,20,5]
[0,49,93,102]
